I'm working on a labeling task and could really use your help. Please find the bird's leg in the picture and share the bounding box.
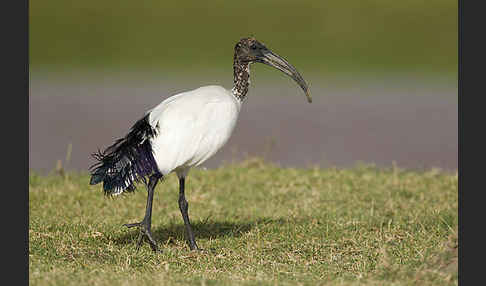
[124,173,162,252]
[178,177,199,251]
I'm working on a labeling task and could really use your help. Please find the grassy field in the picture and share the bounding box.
[29,158,458,285]
[30,0,457,77]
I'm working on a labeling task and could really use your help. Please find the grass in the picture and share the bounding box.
[29,158,458,285]
[30,0,457,77]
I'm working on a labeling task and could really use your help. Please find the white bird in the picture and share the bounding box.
[89,37,311,252]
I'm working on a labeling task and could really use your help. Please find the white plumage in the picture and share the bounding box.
[89,37,310,252]
[148,85,241,177]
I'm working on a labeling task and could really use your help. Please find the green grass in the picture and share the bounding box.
[30,0,457,77]
[29,158,458,285]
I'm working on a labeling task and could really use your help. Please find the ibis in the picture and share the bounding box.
[89,37,311,252]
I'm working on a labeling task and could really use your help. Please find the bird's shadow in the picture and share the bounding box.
[113,218,286,249]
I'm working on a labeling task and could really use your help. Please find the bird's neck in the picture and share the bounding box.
[231,56,250,102]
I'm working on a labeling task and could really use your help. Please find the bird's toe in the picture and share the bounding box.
[124,222,142,228]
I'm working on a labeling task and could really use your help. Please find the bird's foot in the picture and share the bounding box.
[188,243,202,252]
[124,220,159,252]
[193,247,206,253]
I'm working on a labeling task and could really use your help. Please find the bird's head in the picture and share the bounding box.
[234,37,311,103]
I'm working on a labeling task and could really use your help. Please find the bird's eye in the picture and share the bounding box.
[250,44,257,50]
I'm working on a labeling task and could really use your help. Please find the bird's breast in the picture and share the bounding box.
[184,100,240,167]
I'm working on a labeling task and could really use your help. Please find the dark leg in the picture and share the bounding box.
[124,173,162,252]
[178,177,199,250]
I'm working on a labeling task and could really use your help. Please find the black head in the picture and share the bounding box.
[234,37,311,103]
[234,37,269,63]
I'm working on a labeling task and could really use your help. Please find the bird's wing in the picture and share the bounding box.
[147,88,237,174]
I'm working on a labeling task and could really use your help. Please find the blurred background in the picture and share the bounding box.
[29,0,458,174]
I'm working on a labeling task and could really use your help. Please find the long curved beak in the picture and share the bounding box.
[260,50,312,103]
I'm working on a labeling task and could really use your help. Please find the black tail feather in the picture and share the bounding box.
[89,115,159,196]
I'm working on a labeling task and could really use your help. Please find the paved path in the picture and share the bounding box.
[29,75,457,174]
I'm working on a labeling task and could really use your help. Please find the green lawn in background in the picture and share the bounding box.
[30,0,457,78]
